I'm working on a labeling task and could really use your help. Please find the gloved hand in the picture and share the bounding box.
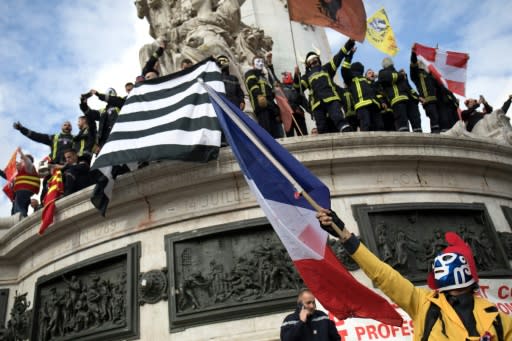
[344,39,356,52]
[257,95,268,108]
[319,210,345,237]
[13,121,23,130]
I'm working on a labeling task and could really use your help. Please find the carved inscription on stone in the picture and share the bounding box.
[353,203,511,284]
[31,243,140,341]
[166,221,304,329]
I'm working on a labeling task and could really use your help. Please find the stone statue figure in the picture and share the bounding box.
[135,0,273,76]
[443,109,512,145]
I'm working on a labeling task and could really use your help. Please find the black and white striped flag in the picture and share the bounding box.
[90,57,225,215]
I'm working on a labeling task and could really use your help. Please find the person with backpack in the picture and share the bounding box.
[316,209,511,341]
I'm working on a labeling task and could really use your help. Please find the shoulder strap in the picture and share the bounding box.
[493,314,503,341]
[421,302,441,341]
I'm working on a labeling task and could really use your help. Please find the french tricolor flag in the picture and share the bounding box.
[413,42,469,97]
[203,81,402,326]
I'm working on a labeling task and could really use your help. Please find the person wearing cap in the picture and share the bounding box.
[316,209,512,341]
[13,121,74,165]
[245,55,283,138]
[80,88,120,150]
[295,39,354,134]
[341,46,384,132]
[12,147,40,217]
[378,57,422,132]
[216,55,245,110]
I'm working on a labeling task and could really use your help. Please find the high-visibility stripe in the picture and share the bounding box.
[52,134,59,160]
[391,95,408,106]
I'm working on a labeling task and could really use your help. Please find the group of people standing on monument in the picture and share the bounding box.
[4,37,512,219]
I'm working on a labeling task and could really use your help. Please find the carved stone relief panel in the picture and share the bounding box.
[499,206,512,260]
[30,243,140,341]
[353,203,512,284]
[165,219,304,330]
[1,291,31,341]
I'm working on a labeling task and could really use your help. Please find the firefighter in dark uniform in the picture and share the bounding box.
[80,88,120,150]
[294,39,354,134]
[73,115,97,165]
[378,57,421,132]
[245,55,282,138]
[281,71,309,136]
[341,48,384,132]
[410,50,440,133]
[435,81,460,132]
[13,120,74,165]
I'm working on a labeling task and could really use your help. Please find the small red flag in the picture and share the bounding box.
[2,150,18,201]
[274,87,294,132]
[39,169,64,235]
[288,0,367,42]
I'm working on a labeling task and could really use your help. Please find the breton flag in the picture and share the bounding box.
[366,8,399,56]
[288,0,367,42]
[90,58,224,215]
[2,150,17,201]
[413,43,469,97]
[202,82,403,326]
[39,169,63,235]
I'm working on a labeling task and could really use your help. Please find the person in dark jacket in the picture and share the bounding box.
[341,47,384,132]
[461,96,493,132]
[295,39,353,134]
[216,55,245,110]
[142,39,167,80]
[280,288,340,341]
[59,149,92,196]
[13,120,73,165]
[80,89,120,150]
[435,81,460,132]
[245,55,283,138]
[378,57,421,132]
[73,115,97,164]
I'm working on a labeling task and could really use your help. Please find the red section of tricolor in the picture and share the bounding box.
[288,0,367,42]
[413,43,469,97]
[39,169,64,235]
[2,150,18,201]
[295,245,403,326]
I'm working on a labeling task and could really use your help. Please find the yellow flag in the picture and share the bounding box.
[366,8,399,56]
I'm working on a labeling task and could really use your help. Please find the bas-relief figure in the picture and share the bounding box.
[443,109,512,145]
[135,0,273,76]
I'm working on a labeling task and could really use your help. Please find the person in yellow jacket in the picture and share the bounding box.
[316,209,511,341]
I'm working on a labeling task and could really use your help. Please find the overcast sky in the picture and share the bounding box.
[0,0,511,216]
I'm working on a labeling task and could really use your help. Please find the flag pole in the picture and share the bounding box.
[200,80,344,237]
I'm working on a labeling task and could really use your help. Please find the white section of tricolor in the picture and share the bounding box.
[246,178,328,261]
[99,129,222,154]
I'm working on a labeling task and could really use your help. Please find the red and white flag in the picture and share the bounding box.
[206,84,403,326]
[413,43,469,97]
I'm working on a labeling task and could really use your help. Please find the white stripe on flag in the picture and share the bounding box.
[247,179,327,261]
[434,52,467,83]
[122,80,225,115]
[112,103,217,133]
[99,129,221,155]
